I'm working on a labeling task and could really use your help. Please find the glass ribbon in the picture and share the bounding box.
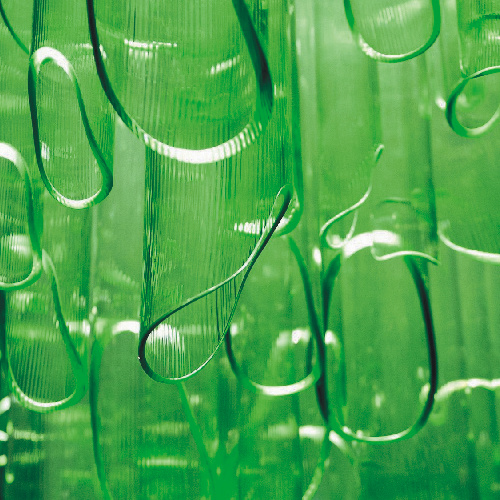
[28,0,115,208]
[86,0,272,163]
[344,0,441,62]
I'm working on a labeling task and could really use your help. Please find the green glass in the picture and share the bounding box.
[0,0,31,54]
[296,0,383,250]
[344,0,441,62]
[0,1,89,412]
[1,251,87,412]
[91,120,145,324]
[0,2,41,290]
[87,0,272,163]
[225,235,322,396]
[352,247,500,499]
[0,144,42,290]
[428,4,500,261]
[370,55,437,262]
[0,176,91,412]
[91,327,209,499]
[139,0,293,382]
[2,0,500,498]
[440,0,500,137]
[320,233,437,443]
[29,0,114,208]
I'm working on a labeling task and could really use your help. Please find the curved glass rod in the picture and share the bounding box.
[28,47,113,209]
[317,253,438,444]
[343,0,441,63]
[438,225,500,264]
[138,184,292,383]
[0,143,42,290]
[0,0,29,54]
[86,0,272,164]
[370,198,439,264]
[0,251,87,412]
[319,146,384,250]
[446,66,500,138]
[224,236,323,396]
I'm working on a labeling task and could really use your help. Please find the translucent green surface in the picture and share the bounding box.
[1,0,500,498]
[30,0,115,207]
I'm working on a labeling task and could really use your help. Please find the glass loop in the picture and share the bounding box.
[86,0,273,163]
[0,143,42,290]
[28,47,113,209]
[344,0,441,62]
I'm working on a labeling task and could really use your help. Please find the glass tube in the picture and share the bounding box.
[139,0,293,382]
[344,0,440,62]
[370,55,438,262]
[87,0,273,164]
[428,1,500,261]
[29,0,115,208]
[0,0,41,291]
[0,2,89,412]
[439,0,500,137]
[0,0,32,54]
[296,0,383,251]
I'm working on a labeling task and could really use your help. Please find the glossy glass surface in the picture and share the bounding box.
[1,0,500,499]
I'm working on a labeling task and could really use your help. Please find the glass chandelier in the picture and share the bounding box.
[1,0,500,498]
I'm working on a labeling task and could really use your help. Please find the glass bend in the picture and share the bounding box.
[343,0,441,63]
[446,67,500,138]
[28,47,113,209]
[86,0,273,164]
[0,251,88,413]
[319,254,438,443]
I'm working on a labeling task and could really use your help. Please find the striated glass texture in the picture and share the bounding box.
[1,0,500,498]
[88,0,272,163]
[91,327,207,499]
[141,148,291,381]
[1,253,87,411]
[0,0,32,54]
[0,0,40,292]
[29,0,115,208]
[0,0,90,412]
[295,0,383,250]
[140,0,293,381]
[428,7,500,261]
[344,0,440,62]
[0,146,42,290]
[439,0,500,137]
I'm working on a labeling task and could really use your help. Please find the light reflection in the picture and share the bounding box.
[343,230,402,258]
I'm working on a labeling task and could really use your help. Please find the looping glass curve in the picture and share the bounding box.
[138,184,293,383]
[446,66,500,138]
[28,46,113,209]
[343,0,441,63]
[0,251,88,412]
[370,198,438,264]
[86,0,273,164]
[0,143,42,290]
[438,222,500,264]
[224,236,323,397]
[273,182,304,238]
[318,250,438,443]
[319,145,383,250]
